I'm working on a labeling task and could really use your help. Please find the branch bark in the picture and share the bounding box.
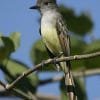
[39,68,100,86]
[37,93,60,100]
[0,81,59,100]
[0,81,36,100]
[0,51,100,95]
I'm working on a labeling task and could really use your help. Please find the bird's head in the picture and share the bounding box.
[30,0,57,14]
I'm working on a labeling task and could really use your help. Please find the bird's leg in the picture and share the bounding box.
[53,52,63,71]
[41,60,46,71]
[58,52,63,57]
[52,57,59,71]
[65,65,77,100]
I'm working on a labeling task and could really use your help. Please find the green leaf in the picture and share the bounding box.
[74,78,87,100]
[0,33,2,36]
[84,40,100,53]
[9,32,20,50]
[0,36,14,62]
[1,59,39,94]
[84,40,100,69]
[30,39,55,71]
[70,36,87,70]
[0,33,20,63]
[71,36,86,54]
[60,78,68,100]
[59,5,93,36]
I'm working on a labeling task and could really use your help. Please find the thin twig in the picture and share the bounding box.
[0,81,35,100]
[0,81,6,89]
[0,82,59,100]
[37,93,60,100]
[2,51,100,90]
[39,75,63,85]
[39,68,100,86]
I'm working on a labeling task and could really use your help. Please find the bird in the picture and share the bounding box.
[30,0,77,99]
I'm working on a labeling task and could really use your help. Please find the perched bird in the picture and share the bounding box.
[30,0,70,74]
[30,0,77,99]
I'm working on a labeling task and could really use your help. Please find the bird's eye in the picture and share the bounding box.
[44,2,49,5]
[44,2,51,5]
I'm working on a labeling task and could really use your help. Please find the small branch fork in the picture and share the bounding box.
[0,51,100,97]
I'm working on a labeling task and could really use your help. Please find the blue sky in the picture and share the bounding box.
[0,0,100,100]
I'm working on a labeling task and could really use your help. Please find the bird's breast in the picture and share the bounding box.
[41,19,62,55]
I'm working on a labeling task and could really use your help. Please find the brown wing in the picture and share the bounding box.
[56,16,71,57]
[56,16,77,97]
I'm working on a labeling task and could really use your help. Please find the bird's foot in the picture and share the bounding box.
[41,60,45,71]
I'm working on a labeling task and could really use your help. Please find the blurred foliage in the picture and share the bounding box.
[9,32,20,50]
[30,39,55,71]
[59,5,93,36]
[84,40,100,53]
[84,40,100,69]
[0,32,20,63]
[0,37,14,62]
[0,33,39,99]
[0,59,39,97]
[60,77,87,100]
[70,36,87,70]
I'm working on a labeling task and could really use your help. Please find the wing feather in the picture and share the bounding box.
[56,16,71,57]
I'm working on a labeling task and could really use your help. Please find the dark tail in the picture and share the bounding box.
[65,61,78,100]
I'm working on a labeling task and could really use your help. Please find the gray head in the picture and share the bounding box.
[30,0,58,14]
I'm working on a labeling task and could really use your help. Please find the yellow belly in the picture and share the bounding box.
[41,26,62,56]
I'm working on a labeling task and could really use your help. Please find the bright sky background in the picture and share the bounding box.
[0,0,100,100]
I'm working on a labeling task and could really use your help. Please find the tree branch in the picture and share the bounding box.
[74,68,100,77]
[1,51,100,91]
[39,75,63,85]
[37,93,60,100]
[0,81,35,100]
[0,82,59,100]
[39,68,100,86]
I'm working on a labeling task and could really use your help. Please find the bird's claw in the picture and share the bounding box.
[41,60,45,71]
[53,57,57,65]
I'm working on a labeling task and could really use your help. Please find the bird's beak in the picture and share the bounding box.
[29,5,39,9]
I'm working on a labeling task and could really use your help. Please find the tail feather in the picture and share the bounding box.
[55,64,61,72]
[65,72,77,100]
[59,55,68,73]
[59,55,77,99]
